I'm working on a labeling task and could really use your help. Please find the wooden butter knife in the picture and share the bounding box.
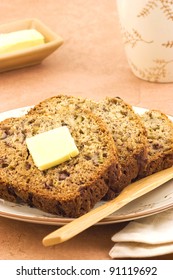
[43,166,173,247]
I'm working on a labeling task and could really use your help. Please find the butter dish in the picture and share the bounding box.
[0,18,63,72]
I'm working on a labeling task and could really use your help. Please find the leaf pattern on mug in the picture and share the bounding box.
[129,59,173,82]
[122,27,153,48]
[160,0,173,21]
[137,0,158,17]
[138,0,173,21]
[162,40,173,48]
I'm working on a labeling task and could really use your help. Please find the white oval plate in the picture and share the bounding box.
[0,106,173,225]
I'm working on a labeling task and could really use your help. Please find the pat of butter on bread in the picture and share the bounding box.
[0,29,45,54]
[26,126,79,170]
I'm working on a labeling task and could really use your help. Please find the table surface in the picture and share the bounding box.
[0,0,173,260]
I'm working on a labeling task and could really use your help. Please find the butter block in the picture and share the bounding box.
[26,126,79,170]
[0,29,45,54]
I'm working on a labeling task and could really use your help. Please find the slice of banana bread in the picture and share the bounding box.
[28,95,148,199]
[0,107,120,218]
[138,110,173,178]
[93,97,148,199]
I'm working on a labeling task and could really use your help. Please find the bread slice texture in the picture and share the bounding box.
[93,97,148,199]
[138,110,173,178]
[0,108,120,218]
[28,95,148,199]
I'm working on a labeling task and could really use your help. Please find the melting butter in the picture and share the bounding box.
[26,126,79,171]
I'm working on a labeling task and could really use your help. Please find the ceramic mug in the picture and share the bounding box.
[116,0,173,82]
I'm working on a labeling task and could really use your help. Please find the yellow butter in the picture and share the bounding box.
[0,29,45,54]
[26,126,79,171]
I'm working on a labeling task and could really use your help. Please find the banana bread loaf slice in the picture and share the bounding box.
[28,95,147,199]
[0,107,120,218]
[93,97,148,199]
[138,110,173,178]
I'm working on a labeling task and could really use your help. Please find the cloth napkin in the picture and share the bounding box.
[109,208,173,258]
